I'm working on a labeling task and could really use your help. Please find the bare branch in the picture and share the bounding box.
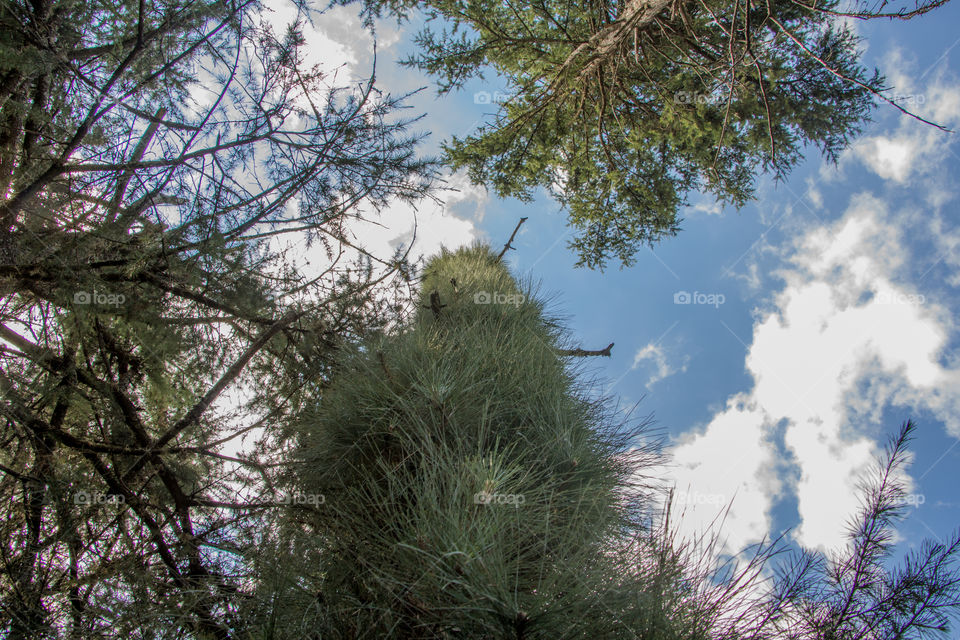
[497,216,529,261]
[557,342,615,357]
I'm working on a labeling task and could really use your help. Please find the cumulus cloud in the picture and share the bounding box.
[690,199,724,216]
[221,174,482,462]
[347,171,485,262]
[852,137,918,182]
[668,395,782,553]
[804,176,824,210]
[664,193,960,555]
[662,59,960,556]
[197,3,481,284]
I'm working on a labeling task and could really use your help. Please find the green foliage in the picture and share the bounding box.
[278,245,675,637]
[347,0,903,267]
[4,0,959,637]
[0,0,435,637]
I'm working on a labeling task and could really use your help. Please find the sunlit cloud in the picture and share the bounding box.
[664,193,960,555]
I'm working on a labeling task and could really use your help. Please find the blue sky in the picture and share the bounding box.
[271,1,960,563]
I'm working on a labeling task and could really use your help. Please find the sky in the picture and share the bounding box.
[262,0,960,567]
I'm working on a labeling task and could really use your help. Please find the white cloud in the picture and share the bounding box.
[344,170,485,263]
[734,261,763,294]
[220,172,483,463]
[852,136,918,182]
[668,395,782,554]
[665,60,960,556]
[268,172,483,293]
[663,193,960,556]
[846,57,960,184]
[804,176,824,210]
[925,213,960,287]
[632,343,685,389]
[691,199,724,216]
[254,0,413,123]
[259,1,397,77]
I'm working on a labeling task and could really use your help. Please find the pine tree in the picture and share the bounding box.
[277,244,676,638]
[347,0,949,268]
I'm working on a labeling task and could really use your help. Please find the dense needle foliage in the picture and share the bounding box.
[264,247,960,640]
[279,245,675,637]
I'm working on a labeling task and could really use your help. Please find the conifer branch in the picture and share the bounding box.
[377,350,397,385]
[121,308,303,483]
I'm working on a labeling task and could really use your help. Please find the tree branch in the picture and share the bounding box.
[557,342,614,357]
[120,309,304,482]
[497,216,529,261]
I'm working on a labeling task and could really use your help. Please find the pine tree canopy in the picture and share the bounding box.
[349,0,948,268]
[0,0,434,636]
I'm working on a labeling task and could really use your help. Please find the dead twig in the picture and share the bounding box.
[497,217,529,261]
[557,342,615,357]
